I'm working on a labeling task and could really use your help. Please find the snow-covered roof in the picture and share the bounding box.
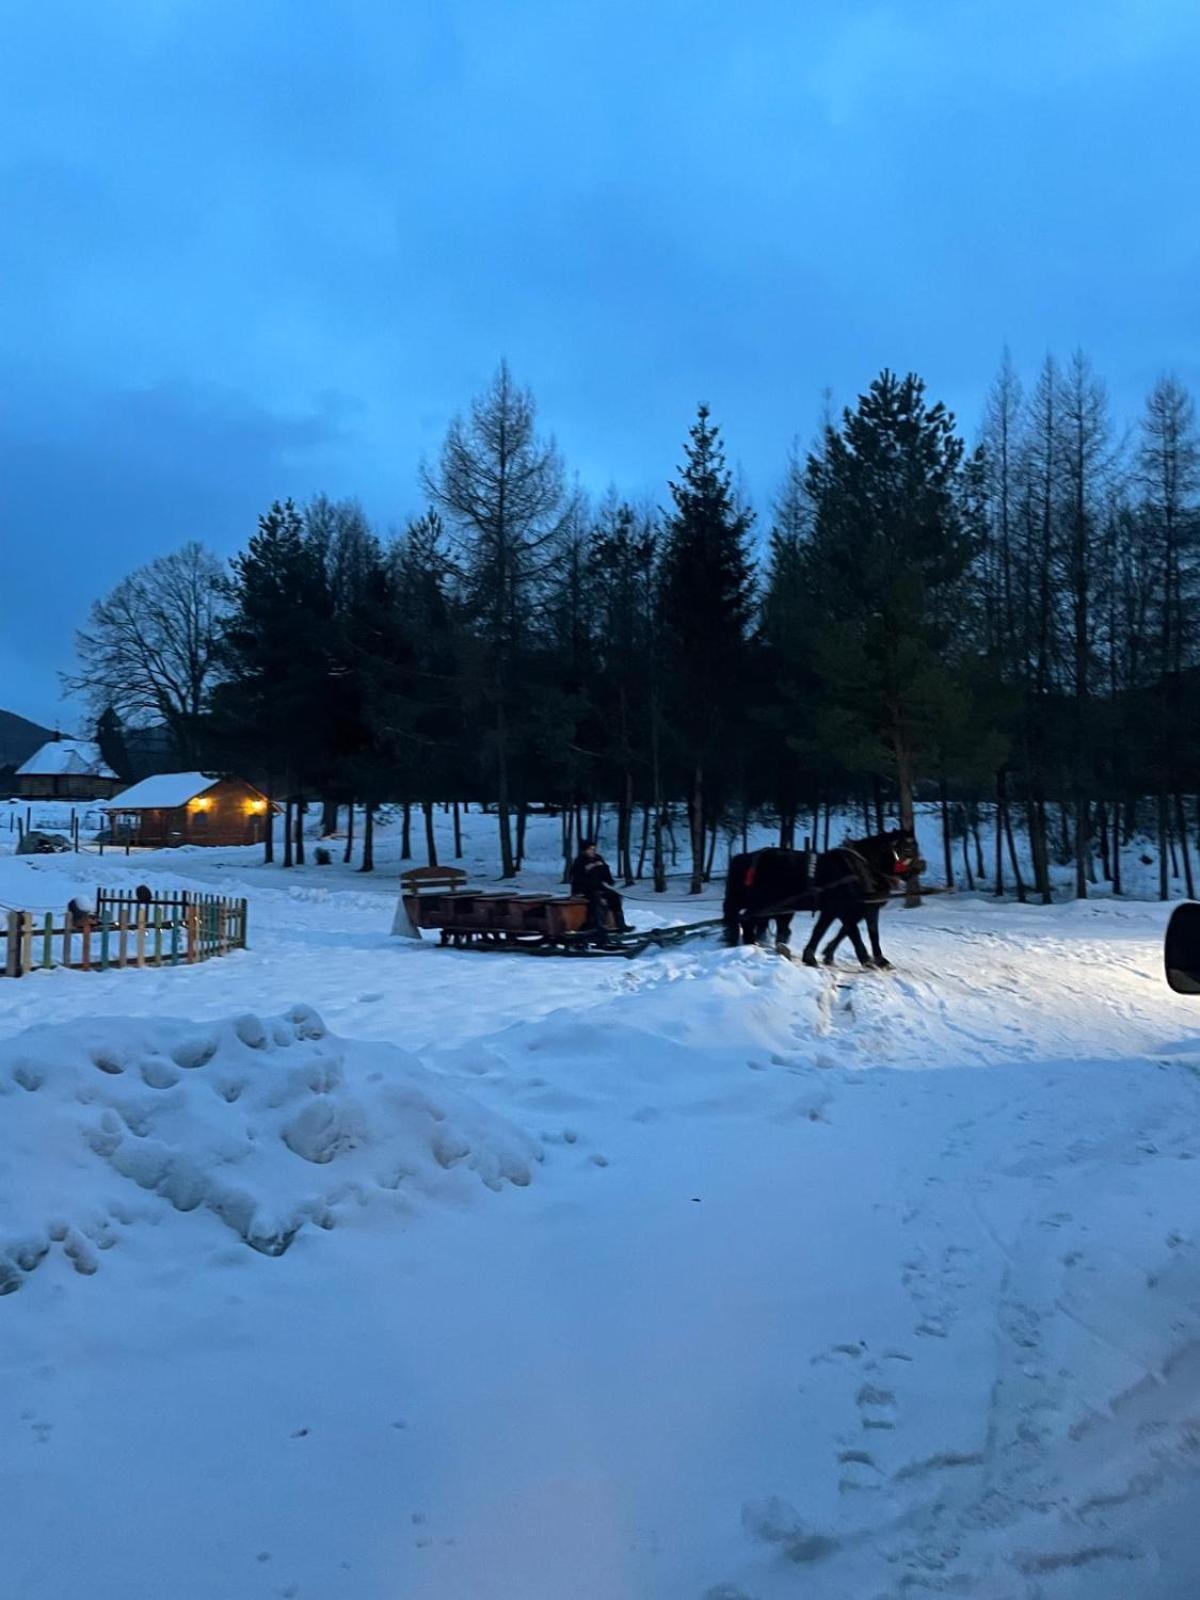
[101,772,219,810]
[16,738,117,779]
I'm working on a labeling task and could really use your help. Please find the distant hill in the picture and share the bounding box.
[0,709,54,770]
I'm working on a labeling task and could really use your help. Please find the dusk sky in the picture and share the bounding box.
[3,0,1199,728]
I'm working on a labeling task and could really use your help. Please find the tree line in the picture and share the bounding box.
[67,353,1200,897]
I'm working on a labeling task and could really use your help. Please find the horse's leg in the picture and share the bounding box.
[822,891,852,962]
[774,913,793,957]
[844,915,873,968]
[866,904,890,968]
[802,909,835,967]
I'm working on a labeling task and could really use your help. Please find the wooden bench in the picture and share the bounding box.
[400,866,470,895]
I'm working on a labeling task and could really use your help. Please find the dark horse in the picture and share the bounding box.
[722,829,922,968]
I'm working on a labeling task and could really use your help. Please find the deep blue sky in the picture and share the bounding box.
[3,0,1199,728]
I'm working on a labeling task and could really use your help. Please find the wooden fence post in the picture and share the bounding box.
[4,911,21,978]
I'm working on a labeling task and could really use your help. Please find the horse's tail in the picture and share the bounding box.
[723,852,753,943]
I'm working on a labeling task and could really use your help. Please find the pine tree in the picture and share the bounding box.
[95,705,134,783]
[803,371,975,901]
[659,405,755,891]
[213,499,334,863]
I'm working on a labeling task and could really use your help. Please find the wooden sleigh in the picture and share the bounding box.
[399,867,719,957]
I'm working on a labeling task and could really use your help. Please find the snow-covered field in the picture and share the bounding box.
[2,810,1199,1599]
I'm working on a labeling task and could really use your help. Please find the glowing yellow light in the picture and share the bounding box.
[189,796,213,813]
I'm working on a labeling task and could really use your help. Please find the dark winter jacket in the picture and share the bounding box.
[570,851,615,896]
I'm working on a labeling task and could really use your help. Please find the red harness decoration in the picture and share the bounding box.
[744,864,757,888]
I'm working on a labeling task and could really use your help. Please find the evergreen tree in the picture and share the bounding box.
[659,404,755,891]
[95,705,134,783]
[803,371,975,900]
[212,499,334,863]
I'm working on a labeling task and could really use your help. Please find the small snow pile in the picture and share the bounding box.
[0,1004,538,1292]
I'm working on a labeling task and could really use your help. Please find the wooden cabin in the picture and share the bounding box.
[15,738,123,800]
[101,773,277,848]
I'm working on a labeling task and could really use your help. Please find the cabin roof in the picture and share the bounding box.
[101,771,221,810]
[16,739,117,779]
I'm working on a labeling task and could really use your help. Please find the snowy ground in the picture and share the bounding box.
[2,810,1200,1599]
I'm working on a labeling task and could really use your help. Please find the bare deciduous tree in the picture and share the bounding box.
[422,361,568,876]
[64,541,227,762]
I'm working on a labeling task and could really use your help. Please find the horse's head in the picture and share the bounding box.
[885,828,923,878]
[850,827,923,882]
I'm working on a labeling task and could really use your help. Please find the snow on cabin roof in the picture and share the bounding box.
[101,772,220,810]
[16,739,117,779]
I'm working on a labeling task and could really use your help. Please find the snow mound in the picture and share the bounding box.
[0,1003,538,1291]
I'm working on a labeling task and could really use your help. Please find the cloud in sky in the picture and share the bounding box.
[2,0,1199,723]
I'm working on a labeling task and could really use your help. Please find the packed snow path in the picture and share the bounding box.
[1,842,1199,1598]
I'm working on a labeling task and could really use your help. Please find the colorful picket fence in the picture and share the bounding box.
[1,889,248,978]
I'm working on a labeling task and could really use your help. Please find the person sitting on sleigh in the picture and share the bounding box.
[569,839,632,934]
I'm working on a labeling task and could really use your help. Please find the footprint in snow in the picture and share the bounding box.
[857,1383,898,1430]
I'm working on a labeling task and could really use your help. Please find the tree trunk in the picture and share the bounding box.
[1111,802,1122,896]
[939,776,955,890]
[1029,794,1051,904]
[960,825,975,892]
[704,819,718,883]
[1176,793,1195,899]
[360,804,374,873]
[453,800,462,859]
[1002,786,1026,902]
[822,797,831,851]
[320,798,338,836]
[561,809,573,883]
[1158,793,1170,900]
[343,801,355,865]
[1074,795,1088,899]
[895,742,921,908]
[872,774,885,834]
[422,800,438,868]
[621,770,635,884]
[973,815,985,878]
[862,790,872,835]
[294,801,306,866]
[637,801,650,880]
[993,777,1005,897]
[1100,800,1120,889]
[650,689,666,891]
[496,697,516,878]
[778,802,795,851]
[401,802,412,860]
[264,783,275,865]
[689,765,704,894]
[515,802,528,872]
[283,798,294,869]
